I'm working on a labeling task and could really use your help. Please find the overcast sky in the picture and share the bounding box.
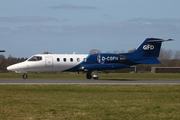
[0,0,179,58]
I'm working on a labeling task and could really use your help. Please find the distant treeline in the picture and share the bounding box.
[0,55,27,73]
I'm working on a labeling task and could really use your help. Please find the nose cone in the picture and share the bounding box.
[7,65,13,71]
[7,65,18,71]
[7,62,27,73]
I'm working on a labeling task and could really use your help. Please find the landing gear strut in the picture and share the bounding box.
[22,73,28,79]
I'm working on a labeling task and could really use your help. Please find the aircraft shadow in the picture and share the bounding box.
[98,79,138,81]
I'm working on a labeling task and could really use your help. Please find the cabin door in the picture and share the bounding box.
[45,57,53,67]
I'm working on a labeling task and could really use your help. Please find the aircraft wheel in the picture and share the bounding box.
[22,73,28,79]
[86,72,92,79]
[93,71,99,80]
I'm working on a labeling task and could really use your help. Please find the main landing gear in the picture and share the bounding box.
[86,72,92,79]
[22,73,28,79]
[86,71,99,80]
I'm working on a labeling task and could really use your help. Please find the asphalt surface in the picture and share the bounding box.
[0,79,180,85]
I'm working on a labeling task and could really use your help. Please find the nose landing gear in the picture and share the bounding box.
[22,73,28,79]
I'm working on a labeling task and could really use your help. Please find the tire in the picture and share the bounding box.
[22,74,28,79]
[86,73,92,79]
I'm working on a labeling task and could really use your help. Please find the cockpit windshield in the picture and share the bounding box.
[28,56,42,61]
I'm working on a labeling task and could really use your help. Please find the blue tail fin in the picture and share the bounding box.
[129,38,173,64]
[132,38,173,58]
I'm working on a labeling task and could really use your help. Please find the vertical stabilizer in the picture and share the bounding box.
[132,38,173,58]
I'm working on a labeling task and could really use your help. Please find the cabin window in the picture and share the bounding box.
[77,58,80,62]
[57,58,60,62]
[28,56,42,61]
[83,58,87,62]
[70,58,73,62]
[63,58,66,62]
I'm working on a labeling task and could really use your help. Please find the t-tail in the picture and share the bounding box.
[130,38,173,64]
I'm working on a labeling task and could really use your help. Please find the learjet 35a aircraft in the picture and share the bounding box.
[7,38,172,79]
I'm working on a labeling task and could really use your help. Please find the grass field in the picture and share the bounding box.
[0,85,180,120]
[1,72,180,79]
[0,73,180,119]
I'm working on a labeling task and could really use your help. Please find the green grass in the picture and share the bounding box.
[0,85,180,120]
[1,72,180,79]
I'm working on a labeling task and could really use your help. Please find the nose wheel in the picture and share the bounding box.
[22,73,28,79]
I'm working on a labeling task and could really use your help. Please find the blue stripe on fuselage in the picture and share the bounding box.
[63,54,91,72]
[63,53,122,72]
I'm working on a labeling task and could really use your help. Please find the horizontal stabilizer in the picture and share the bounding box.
[148,39,174,43]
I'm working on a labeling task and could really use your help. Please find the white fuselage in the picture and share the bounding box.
[7,54,89,73]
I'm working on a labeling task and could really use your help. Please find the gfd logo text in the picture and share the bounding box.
[143,44,154,50]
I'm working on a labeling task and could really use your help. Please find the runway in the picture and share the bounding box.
[0,79,180,85]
